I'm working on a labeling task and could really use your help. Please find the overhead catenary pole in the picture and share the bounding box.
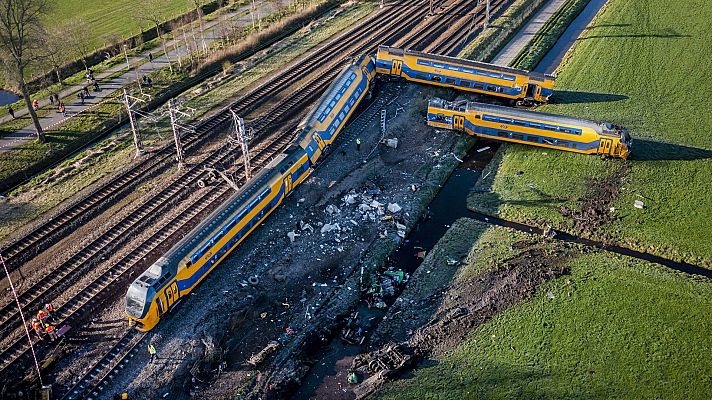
[168,99,185,171]
[122,89,151,158]
[231,109,252,181]
[484,0,490,28]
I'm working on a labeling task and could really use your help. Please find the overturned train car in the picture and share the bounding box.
[427,98,631,159]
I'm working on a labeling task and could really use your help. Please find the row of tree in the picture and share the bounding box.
[0,0,213,142]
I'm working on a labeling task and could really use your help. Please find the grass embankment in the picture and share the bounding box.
[468,0,712,267]
[0,1,375,242]
[458,0,548,61]
[379,225,712,399]
[509,0,590,68]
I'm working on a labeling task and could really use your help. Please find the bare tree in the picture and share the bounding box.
[64,18,93,71]
[137,0,173,72]
[191,0,207,54]
[43,25,72,85]
[0,0,48,140]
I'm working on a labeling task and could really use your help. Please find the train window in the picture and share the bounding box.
[459,81,471,88]
[498,131,509,138]
[475,115,481,119]
[487,85,496,91]
[570,143,577,149]
[446,78,456,85]
[512,133,524,140]
[157,298,165,314]
[431,76,442,82]
[474,83,485,90]
[526,136,539,142]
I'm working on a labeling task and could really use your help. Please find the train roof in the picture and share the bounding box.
[166,151,293,266]
[430,99,611,134]
[378,45,555,80]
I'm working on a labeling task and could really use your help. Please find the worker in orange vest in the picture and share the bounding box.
[37,308,49,324]
[31,318,44,339]
[44,303,56,322]
[44,324,58,341]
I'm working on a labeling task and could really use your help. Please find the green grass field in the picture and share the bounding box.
[44,0,208,50]
[469,0,712,267]
[378,225,712,399]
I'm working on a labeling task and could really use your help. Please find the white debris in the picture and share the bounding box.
[395,222,406,231]
[370,200,384,208]
[446,256,459,266]
[325,204,341,215]
[298,198,305,203]
[343,194,357,204]
[385,138,398,149]
[358,204,372,213]
[350,219,359,226]
[287,231,297,243]
[546,291,555,299]
[634,200,644,209]
[300,222,314,233]
[387,203,402,213]
[477,146,491,153]
[410,184,419,192]
[320,223,341,234]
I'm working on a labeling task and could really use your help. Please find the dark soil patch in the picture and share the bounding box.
[345,245,574,398]
[559,163,628,233]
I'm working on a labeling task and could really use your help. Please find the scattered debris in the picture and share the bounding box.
[383,138,398,149]
[287,231,297,243]
[387,203,402,213]
[445,256,459,266]
[477,146,491,153]
[247,341,280,366]
[634,200,644,209]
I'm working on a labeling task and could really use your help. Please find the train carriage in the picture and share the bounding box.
[126,55,377,331]
[375,45,555,104]
[297,55,376,164]
[427,98,631,158]
[126,147,312,331]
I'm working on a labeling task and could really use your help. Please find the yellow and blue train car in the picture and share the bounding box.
[375,45,555,104]
[126,55,377,331]
[126,147,312,331]
[427,98,631,158]
[297,55,376,164]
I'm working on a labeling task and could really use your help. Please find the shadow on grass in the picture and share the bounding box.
[552,90,628,104]
[631,139,712,161]
[578,27,691,41]
[584,23,632,30]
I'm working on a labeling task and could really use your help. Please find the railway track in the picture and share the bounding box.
[0,0,426,346]
[0,0,422,275]
[0,0,432,381]
[428,0,510,55]
[3,0,510,395]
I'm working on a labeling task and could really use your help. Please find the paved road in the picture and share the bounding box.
[0,0,289,152]
[535,0,608,73]
[492,0,569,66]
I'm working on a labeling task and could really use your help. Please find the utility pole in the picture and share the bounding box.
[230,109,253,181]
[429,0,433,15]
[122,89,151,158]
[166,99,196,171]
[484,0,490,29]
[124,43,142,92]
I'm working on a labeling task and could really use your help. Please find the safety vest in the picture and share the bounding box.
[148,344,156,355]
[32,321,43,332]
[44,325,55,334]
[356,138,362,144]
[45,303,54,313]
[37,310,48,320]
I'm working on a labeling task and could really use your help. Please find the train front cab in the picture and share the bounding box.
[526,72,555,103]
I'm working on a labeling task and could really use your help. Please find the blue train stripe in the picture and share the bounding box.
[176,182,288,292]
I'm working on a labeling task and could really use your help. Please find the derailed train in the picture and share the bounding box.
[375,45,555,104]
[125,55,376,331]
[126,47,630,331]
[427,99,631,159]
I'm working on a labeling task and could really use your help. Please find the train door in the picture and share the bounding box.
[391,60,403,76]
[453,115,465,131]
[313,133,325,150]
[597,139,613,156]
[284,174,294,194]
[164,281,180,310]
[526,84,537,98]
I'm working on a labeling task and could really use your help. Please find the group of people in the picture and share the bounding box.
[30,303,59,341]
